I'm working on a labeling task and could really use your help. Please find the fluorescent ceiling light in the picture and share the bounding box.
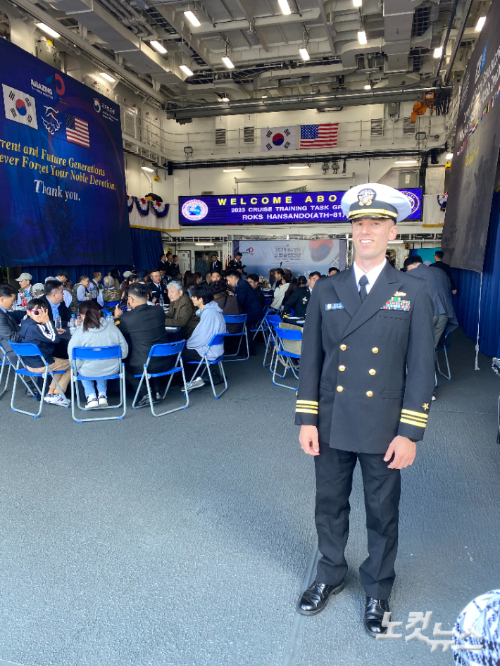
[353,0,362,6]
[150,40,167,54]
[100,72,116,83]
[434,46,443,58]
[184,10,201,27]
[36,23,60,39]
[289,165,310,169]
[475,16,486,32]
[180,65,194,77]
[141,166,154,172]
[395,160,418,165]
[278,0,292,15]
[364,83,372,90]
[223,168,243,172]
[446,152,453,159]
[358,31,367,45]
[262,95,268,98]
[195,242,214,246]
[222,56,234,69]
[299,47,310,61]
[220,94,229,102]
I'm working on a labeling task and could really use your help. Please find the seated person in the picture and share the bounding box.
[68,301,128,409]
[32,283,45,297]
[194,272,204,285]
[271,269,288,310]
[226,270,262,354]
[149,269,168,304]
[247,274,266,309]
[328,267,339,276]
[70,275,93,314]
[20,298,71,406]
[90,271,102,291]
[183,284,226,390]
[16,273,33,305]
[211,270,222,283]
[164,281,199,339]
[103,275,122,304]
[282,276,309,318]
[41,279,71,326]
[0,283,24,365]
[114,282,173,407]
[56,270,73,308]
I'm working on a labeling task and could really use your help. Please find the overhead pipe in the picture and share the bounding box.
[167,84,452,120]
[168,147,446,170]
[434,0,461,85]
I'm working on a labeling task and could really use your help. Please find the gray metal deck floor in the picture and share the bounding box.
[0,328,498,666]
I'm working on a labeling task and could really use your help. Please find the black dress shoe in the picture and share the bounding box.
[298,580,345,616]
[364,597,390,637]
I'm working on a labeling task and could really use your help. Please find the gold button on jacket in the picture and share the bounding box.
[337,386,344,392]
[372,347,379,354]
[340,344,347,351]
[369,369,376,375]
[339,365,346,372]
[366,391,374,397]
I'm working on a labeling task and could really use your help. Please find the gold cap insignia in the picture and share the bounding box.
[422,403,430,411]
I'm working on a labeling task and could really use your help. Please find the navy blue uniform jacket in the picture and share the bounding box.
[295,263,435,453]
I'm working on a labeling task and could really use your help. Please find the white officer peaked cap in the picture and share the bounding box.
[341,183,412,223]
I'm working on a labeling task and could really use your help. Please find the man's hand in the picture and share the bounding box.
[384,436,416,469]
[56,328,65,335]
[299,425,320,456]
[33,307,50,324]
[114,305,123,318]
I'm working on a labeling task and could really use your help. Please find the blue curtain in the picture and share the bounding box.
[22,227,164,283]
[452,191,500,358]
[130,227,164,272]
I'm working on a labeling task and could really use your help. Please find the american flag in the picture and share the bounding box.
[65,114,89,147]
[300,123,338,149]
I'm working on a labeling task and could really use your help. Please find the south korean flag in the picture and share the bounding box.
[2,85,38,129]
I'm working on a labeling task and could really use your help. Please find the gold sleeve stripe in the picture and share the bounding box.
[296,400,319,406]
[296,408,319,414]
[402,409,428,419]
[400,417,426,428]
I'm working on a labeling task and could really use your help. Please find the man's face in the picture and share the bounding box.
[0,294,16,310]
[167,254,172,262]
[227,275,238,288]
[352,217,397,262]
[212,272,221,282]
[206,274,212,283]
[49,286,64,304]
[212,256,217,262]
[82,277,90,288]
[191,295,203,309]
[247,278,258,289]
[168,286,181,302]
[56,274,67,284]
[94,272,102,282]
[19,279,30,290]
[235,255,242,261]
[150,271,161,284]
[308,275,319,290]
[328,269,338,277]
[173,256,178,263]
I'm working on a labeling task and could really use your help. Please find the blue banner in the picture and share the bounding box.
[179,188,422,226]
[0,39,132,266]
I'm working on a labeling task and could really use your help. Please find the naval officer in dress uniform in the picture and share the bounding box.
[296,183,435,636]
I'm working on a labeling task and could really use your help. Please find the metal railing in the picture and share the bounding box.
[120,105,448,164]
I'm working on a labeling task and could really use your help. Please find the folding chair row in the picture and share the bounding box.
[271,326,302,392]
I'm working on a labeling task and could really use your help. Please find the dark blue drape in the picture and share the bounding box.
[22,227,164,282]
[130,227,164,272]
[452,191,500,358]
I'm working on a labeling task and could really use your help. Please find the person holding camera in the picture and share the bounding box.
[20,298,71,406]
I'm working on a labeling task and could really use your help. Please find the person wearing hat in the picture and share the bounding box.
[16,273,33,305]
[32,283,45,297]
[295,183,435,636]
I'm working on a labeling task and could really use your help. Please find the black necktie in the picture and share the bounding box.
[358,274,368,302]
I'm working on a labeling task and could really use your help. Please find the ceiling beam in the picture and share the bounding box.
[316,0,336,55]
[167,84,452,119]
[231,0,270,52]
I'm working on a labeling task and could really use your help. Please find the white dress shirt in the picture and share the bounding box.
[353,259,387,295]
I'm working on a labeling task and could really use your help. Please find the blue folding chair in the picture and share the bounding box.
[70,345,126,423]
[223,314,249,361]
[186,333,228,399]
[132,340,189,417]
[263,313,282,369]
[104,300,120,309]
[10,342,69,417]
[436,331,451,381]
[0,343,12,399]
[272,327,302,391]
